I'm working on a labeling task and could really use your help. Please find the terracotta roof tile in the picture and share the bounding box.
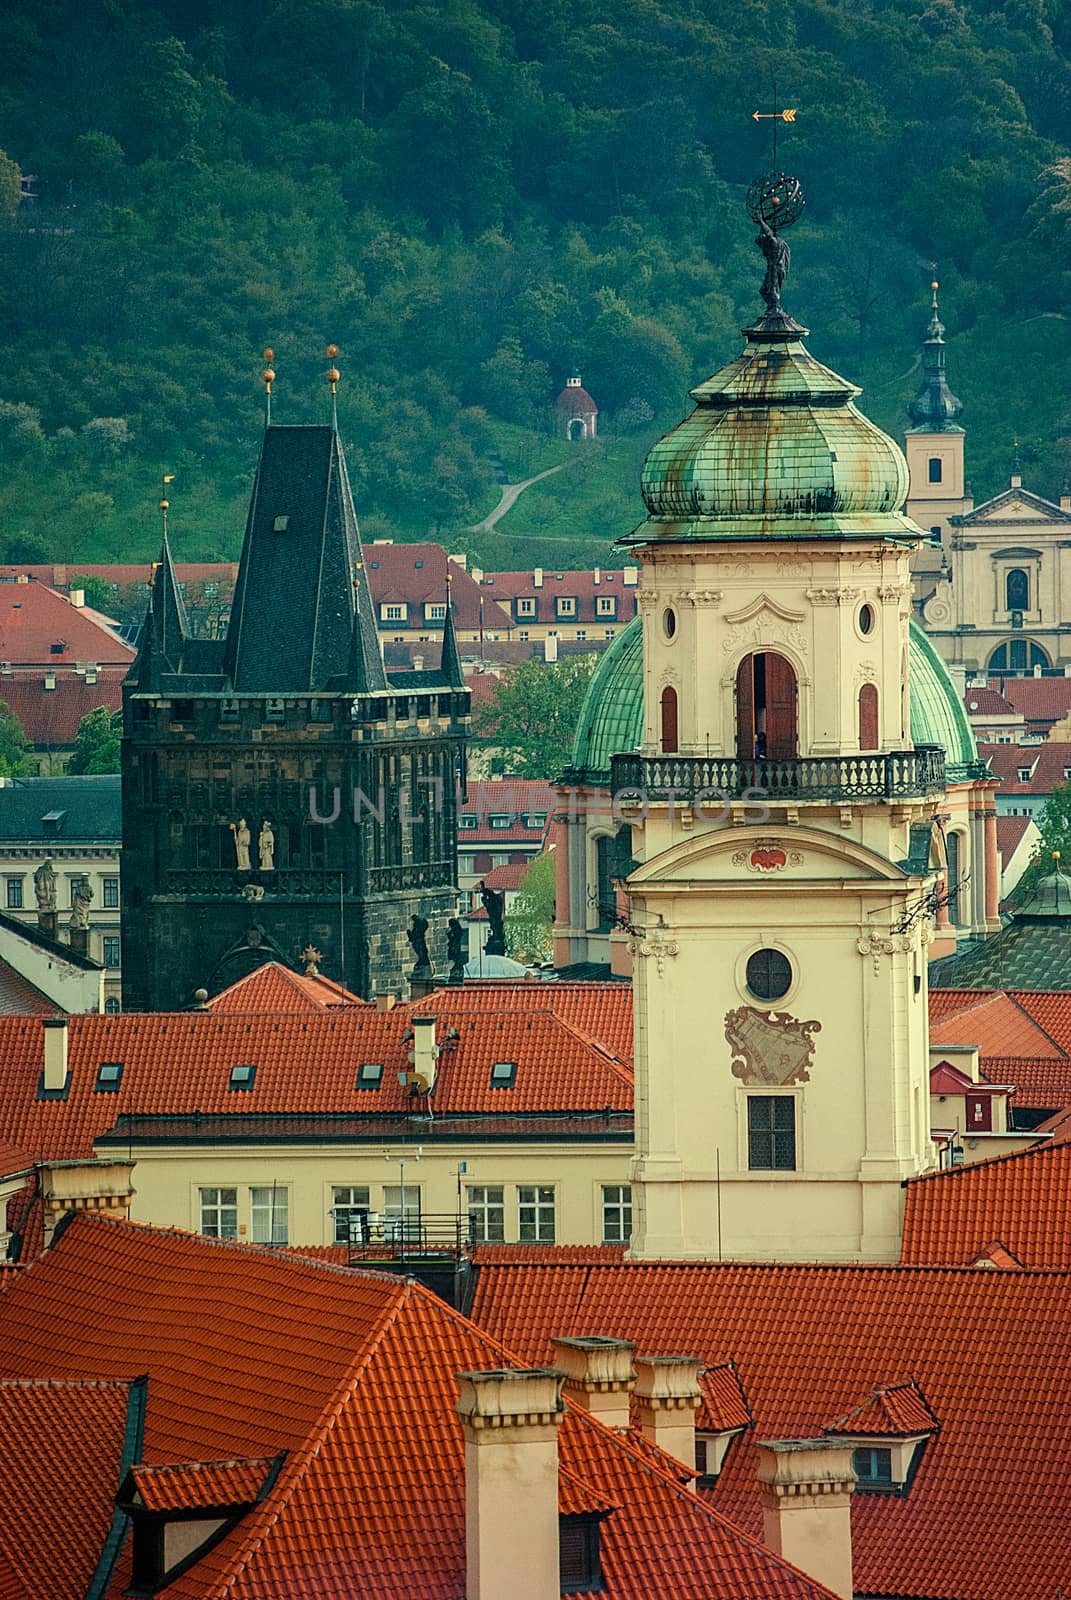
[963,687,1016,716]
[127,1457,278,1512]
[985,676,1071,723]
[0,958,60,1019]
[995,814,1034,860]
[364,544,511,631]
[0,580,133,667]
[696,1362,752,1435]
[206,962,368,1012]
[0,1216,834,1600]
[402,981,633,1065]
[478,569,640,627]
[460,778,555,844]
[901,1139,1071,1268]
[826,1380,938,1438]
[471,1256,1071,1600]
[929,991,1066,1058]
[978,740,1071,794]
[0,668,127,746]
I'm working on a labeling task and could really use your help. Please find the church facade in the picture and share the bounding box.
[121,425,467,1011]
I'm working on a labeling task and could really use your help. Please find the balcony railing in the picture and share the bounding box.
[609,745,946,804]
[162,867,343,898]
[338,1212,473,1263]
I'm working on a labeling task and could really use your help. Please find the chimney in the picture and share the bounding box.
[1011,472,1023,489]
[593,567,601,586]
[450,552,469,571]
[552,1336,635,1431]
[533,567,544,589]
[1062,486,1071,512]
[544,636,558,664]
[410,1014,438,1092]
[374,992,397,1013]
[412,654,425,672]
[756,1440,856,1600]
[39,1159,136,1245]
[42,1016,68,1093]
[622,565,638,587]
[70,588,85,608]
[633,1355,702,1479]
[457,1368,565,1600]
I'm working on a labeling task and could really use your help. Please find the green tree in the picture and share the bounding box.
[1009,784,1071,903]
[505,851,555,962]
[69,573,119,613]
[0,700,31,777]
[68,707,121,774]
[473,654,597,779]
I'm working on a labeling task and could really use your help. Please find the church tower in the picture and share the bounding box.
[619,177,940,1264]
[904,280,969,545]
[121,419,467,1010]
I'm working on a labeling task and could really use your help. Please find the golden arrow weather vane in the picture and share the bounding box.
[752,107,797,121]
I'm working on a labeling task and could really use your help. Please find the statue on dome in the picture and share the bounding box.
[480,880,507,957]
[746,172,805,315]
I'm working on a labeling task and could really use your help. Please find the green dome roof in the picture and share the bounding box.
[622,320,917,547]
[566,617,980,785]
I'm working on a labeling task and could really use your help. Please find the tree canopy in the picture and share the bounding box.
[473,653,597,779]
[1,1,1071,567]
[68,707,122,774]
[505,850,556,962]
[0,700,31,778]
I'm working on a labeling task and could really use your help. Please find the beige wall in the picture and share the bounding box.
[0,844,120,1004]
[108,1140,634,1248]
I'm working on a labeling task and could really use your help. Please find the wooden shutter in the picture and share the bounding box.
[965,1093,992,1133]
[736,655,756,759]
[660,686,678,753]
[764,653,798,759]
[858,683,879,751]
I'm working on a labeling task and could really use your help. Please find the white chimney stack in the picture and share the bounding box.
[593,567,601,586]
[70,588,85,609]
[632,1355,702,1481]
[457,1368,565,1600]
[543,636,558,664]
[42,1016,69,1092]
[756,1439,856,1600]
[410,1014,438,1092]
[533,567,544,589]
[552,1335,635,1431]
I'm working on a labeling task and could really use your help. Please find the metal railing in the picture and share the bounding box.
[340,1212,473,1263]
[609,745,945,803]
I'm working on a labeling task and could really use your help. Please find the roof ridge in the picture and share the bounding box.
[550,1013,635,1082]
[904,1133,1071,1186]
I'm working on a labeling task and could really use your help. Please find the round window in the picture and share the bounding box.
[858,603,875,635]
[663,607,677,641]
[746,947,792,1001]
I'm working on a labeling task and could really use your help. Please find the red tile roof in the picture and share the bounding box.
[963,687,1016,716]
[128,1457,277,1512]
[0,1004,634,1165]
[478,568,640,626]
[471,1256,1071,1600]
[554,384,598,413]
[0,1215,835,1600]
[825,1380,938,1438]
[0,581,133,667]
[460,778,555,844]
[365,544,511,631]
[0,957,61,1019]
[929,989,1071,1109]
[929,991,1066,1058]
[206,961,368,1012]
[985,675,1071,724]
[0,668,127,746]
[0,1376,135,1599]
[978,740,1071,794]
[0,563,239,596]
[995,814,1035,862]
[696,1362,752,1434]
[474,861,531,892]
[398,980,634,1065]
[901,1139,1071,1269]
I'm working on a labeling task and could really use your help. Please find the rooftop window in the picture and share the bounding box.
[852,1446,894,1488]
[95,1061,124,1092]
[459,814,477,830]
[490,1061,517,1088]
[488,814,511,829]
[272,515,290,532]
[559,1516,602,1594]
[229,1063,257,1091]
[356,1062,383,1090]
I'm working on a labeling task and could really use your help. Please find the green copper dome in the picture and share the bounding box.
[621,319,917,547]
[566,617,979,785]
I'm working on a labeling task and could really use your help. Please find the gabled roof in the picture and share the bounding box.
[0,1375,140,1600]
[365,544,510,630]
[696,1362,752,1434]
[206,961,367,1012]
[477,568,639,625]
[0,580,133,668]
[984,675,1071,724]
[825,1380,938,1438]
[962,686,1016,717]
[929,991,1066,1059]
[398,980,634,1066]
[952,483,1071,525]
[125,1457,279,1513]
[471,1255,1071,1600]
[901,1139,1071,1269]
[978,740,1071,794]
[0,1215,835,1600]
[0,669,126,747]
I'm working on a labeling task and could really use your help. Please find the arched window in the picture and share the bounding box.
[1005,568,1029,612]
[660,686,678,753]
[858,683,879,751]
[928,457,943,484]
[736,653,798,760]
[987,640,1050,674]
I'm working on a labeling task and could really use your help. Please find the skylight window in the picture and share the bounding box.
[95,1061,124,1092]
[229,1063,257,1091]
[272,515,290,532]
[490,1061,517,1088]
[356,1062,383,1089]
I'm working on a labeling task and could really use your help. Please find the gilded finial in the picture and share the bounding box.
[326,344,340,427]
[261,347,276,426]
[160,474,174,538]
[300,943,322,977]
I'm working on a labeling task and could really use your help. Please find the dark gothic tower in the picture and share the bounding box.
[121,425,468,1009]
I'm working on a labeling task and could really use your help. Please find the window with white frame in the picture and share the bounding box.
[384,1183,421,1241]
[199,1186,238,1239]
[332,1185,371,1244]
[516,597,536,617]
[601,1184,632,1243]
[103,876,120,908]
[250,1185,288,1245]
[556,597,577,617]
[518,1184,555,1242]
[596,595,616,616]
[424,603,447,621]
[467,1185,505,1243]
[381,603,406,622]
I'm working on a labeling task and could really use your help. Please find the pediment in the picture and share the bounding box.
[723,592,807,626]
[956,487,1071,526]
[627,824,908,887]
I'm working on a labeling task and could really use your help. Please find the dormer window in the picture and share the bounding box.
[95,1061,123,1092]
[488,814,510,829]
[559,1515,603,1594]
[826,1380,938,1494]
[852,1446,893,1487]
[516,597,537,618]
[229,1063,256,1091]
[356,1062,383,1090]
[556,597,577,618]
[273,515,290,532]
[490,1061,517,1088]
[1018,767,1031,782]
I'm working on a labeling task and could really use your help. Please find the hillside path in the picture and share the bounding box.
[469,462,566,532]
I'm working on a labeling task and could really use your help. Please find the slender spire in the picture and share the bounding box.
[907,278,963,433]
[439,571,465,688]
[153,529,190,670]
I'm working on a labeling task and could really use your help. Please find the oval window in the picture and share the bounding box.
[858,604,875,635]
[746,947,792,1001]
[663,608,677,641]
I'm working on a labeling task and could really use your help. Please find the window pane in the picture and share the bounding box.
[518,1185,555,1242]
[602,1184,632,1244]
[746,948,792,1001]
[102,877,120,908]
[5,880,21,909]
[467,1184,505,1243]
[332,1185,370,1244]
[747,1097,796,1171]
[199,1187,238,1239]
[250,1186,288,1245]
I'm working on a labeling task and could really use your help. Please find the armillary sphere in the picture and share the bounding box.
[746,172,806,233]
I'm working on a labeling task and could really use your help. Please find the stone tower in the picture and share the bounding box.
[121,425,467,1010]
[617,198,942,1264]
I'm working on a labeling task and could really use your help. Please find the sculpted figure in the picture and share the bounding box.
[258,820,275,872]
[230,817,251,872]
[34,859,57,913]
[447,916,466,983]
[407,914,432,975]
[69,878,93,932]
[756,213,790,312]
[480,880,506,957]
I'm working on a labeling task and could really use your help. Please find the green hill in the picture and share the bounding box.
[1,0,1070,566]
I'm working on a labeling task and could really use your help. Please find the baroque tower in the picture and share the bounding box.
[905,279,969,547]
[121,423,467,1010]
[617,177,941,1263]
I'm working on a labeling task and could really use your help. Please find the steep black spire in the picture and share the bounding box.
[439,575,465,688]
[223,426,387,694]
[126,533,188,691]
[907,280,964,434]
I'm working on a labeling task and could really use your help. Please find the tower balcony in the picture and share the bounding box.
[609,745,945,806]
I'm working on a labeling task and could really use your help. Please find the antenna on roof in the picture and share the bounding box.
[326,344,340,430]
[262,348,275,427]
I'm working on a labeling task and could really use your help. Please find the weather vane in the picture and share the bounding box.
[747,90,804,316]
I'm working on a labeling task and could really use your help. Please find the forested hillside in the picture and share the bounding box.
[1,0,1071,568]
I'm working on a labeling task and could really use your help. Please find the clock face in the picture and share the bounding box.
[747,171,806,231]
